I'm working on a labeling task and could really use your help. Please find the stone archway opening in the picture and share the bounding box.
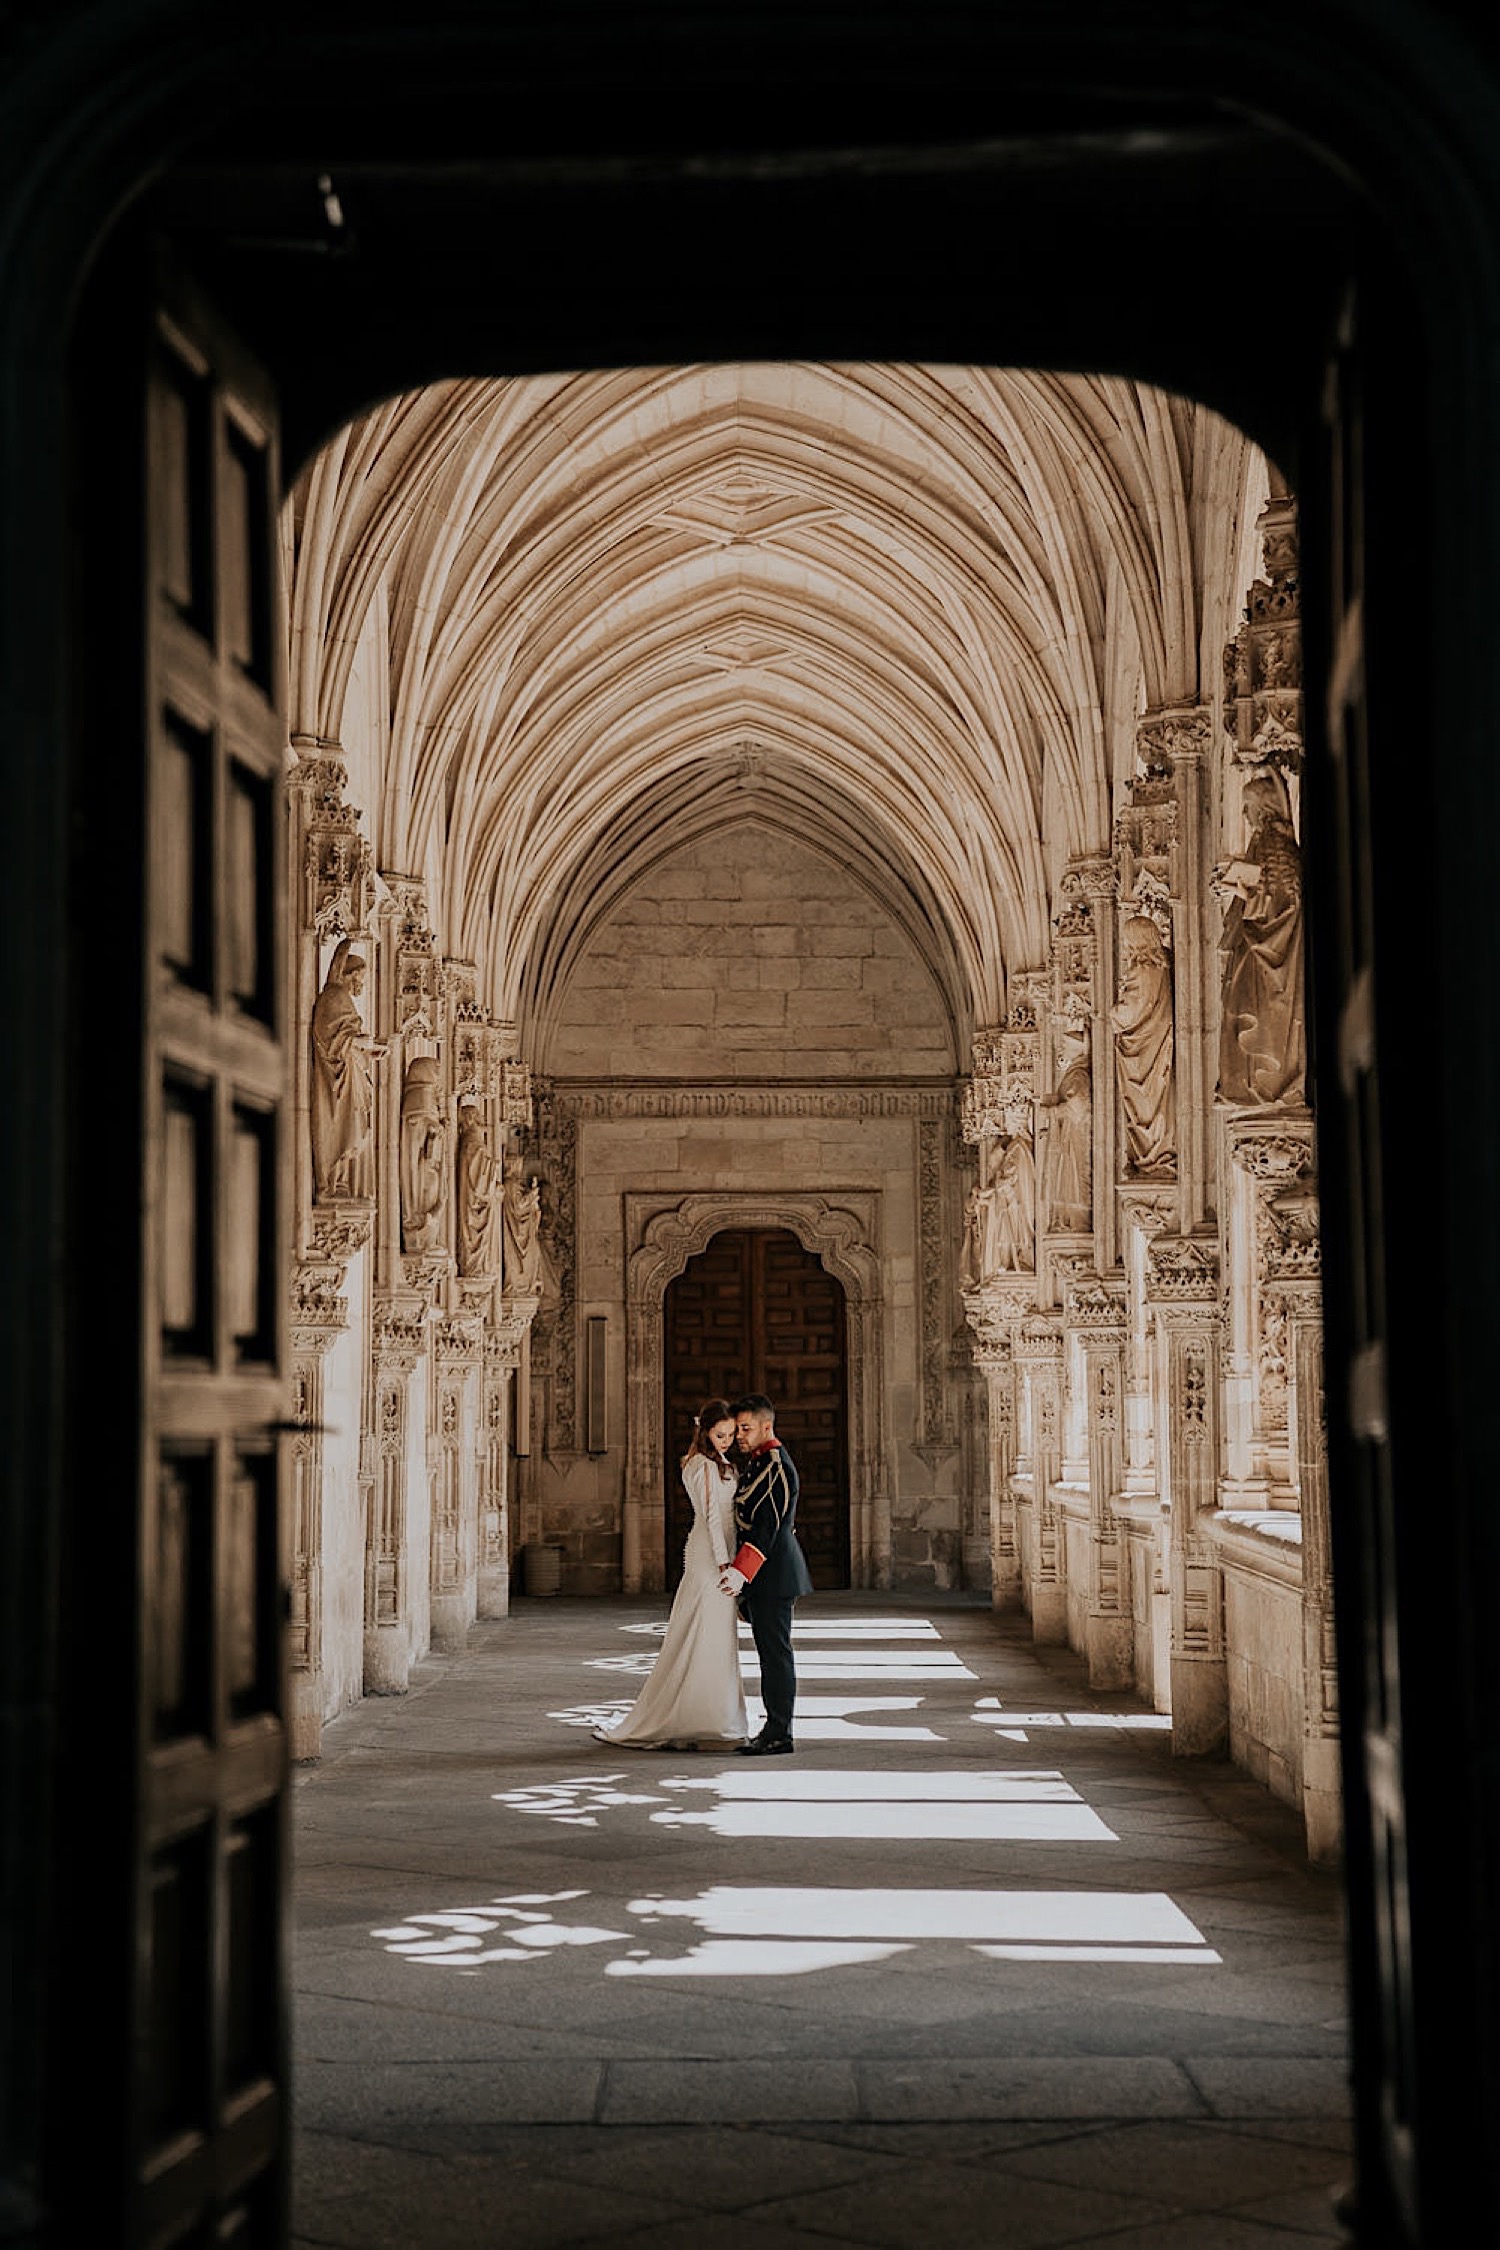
[624,1189,889,1593]
[663,1226,851,1589]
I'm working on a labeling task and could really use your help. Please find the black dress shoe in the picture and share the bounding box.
[736,1733,794,1756]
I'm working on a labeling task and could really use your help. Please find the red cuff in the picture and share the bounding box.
[731,1543,765,1581]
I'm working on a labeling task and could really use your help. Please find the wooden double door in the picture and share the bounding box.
[663,1229,850,1589]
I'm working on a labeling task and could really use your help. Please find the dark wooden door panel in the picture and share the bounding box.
[138,252,290,2246]
[664,1229,849,1589]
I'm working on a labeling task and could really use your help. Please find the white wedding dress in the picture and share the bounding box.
[596,1452,748,1748]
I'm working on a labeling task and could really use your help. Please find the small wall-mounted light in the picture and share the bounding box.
[585,1316,608,1454]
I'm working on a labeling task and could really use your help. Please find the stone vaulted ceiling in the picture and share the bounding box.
[285,364,1267,1066]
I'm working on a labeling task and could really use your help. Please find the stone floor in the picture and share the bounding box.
[291,1592,1354,2248]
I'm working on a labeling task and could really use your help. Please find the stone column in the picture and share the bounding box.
[1077,855,1121,1274]
[1291,1285,1340,1861]
[1147,1236,1228,1754]
[288,737,376,1250]
[1166,717,1213,1237]
[1016,1317,1066,1643]
[365,1299,427,1692]
[1071,1279,1133,1688]
[288,1208,371,1758]
[963,1285,1028,1611]
[430,1317,481,1651]
[287,1334,332,1762]
[1224,1115,1317,1504]
[477,1306,532,1617]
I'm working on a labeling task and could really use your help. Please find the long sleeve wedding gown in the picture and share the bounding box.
[595,1451,748,1748]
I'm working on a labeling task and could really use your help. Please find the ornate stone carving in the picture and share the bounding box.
[1231,1118,1321,1282]
[311,1206,374,1265]
[917,1119,956,1462]
[500,1152,553,1298]
[1137,707,1213,769]
[373,1304,427,1366]
[501,1059,535,1129]
[1146,1236,1220,1303]
[552,1084,955,1120]
[523,1086,577,1454]
[399,1054,447,1253]
[432,1316,482,1366]
[960,1017,1037,1146]
[290,1262,346,1347]
[1215,768,1306,1106]
[961,1125,1037,1281]
[387,876,441,1036]
[962,1294,1014,1367]
[1013,1317,1065,1364]
[1067,1280,1128,1333]
[1223,495,1303,771]
[293,742,377,940]
[1258,1297,1290,1432]
[492,1300,539,1366]
[1112,915,1175,1174]
[1115,756,1179,921]
[454,1099,498,1277]
[1041,1026,1092,1233]
[311,938,374,1200]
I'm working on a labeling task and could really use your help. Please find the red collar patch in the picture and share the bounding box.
[750,1437,781,1457]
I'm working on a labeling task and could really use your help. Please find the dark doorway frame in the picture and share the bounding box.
[5,6,1500,2243]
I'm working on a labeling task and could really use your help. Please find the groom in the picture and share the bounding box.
[719,1392,813,1755]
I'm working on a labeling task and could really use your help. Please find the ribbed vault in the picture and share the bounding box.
[287,363,1267,1058]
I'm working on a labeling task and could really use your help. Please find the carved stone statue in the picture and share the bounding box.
[961,1184,984,1290]
[962,1129,1037,1284]
[500,1151,547,1297]
[1112,915,1176,1170]
[399,1055,446,1253]
[454,1100,498,1277]
[988,1128,1036,1273]
[1042,1041,1093,1232]
[1216,770,1306,1106]
[310,938,373,1200]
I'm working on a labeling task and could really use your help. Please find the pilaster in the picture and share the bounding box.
[1133,705,1213,1234]
[1223,1112,1318,1505]
[1293,1289,1341,1862]
[1068,1276,1132,1688]
[1147,1234,1228,1754]
[477,1304,533,1616]
[429,1316,482,1651]
[962,1280,1031,1610]
[287,1206,371,1759]
[1015,1316,1066,1643]
[364,1297,427,1692]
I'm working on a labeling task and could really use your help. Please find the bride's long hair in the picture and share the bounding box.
[683,1396,737,1476]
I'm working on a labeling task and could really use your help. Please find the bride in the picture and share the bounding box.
[594,1397,748,1748]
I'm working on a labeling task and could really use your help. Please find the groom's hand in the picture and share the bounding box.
[720,1566,746,1595]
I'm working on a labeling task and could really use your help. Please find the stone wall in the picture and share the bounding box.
[519,1102,973,1596]
[549,826,953,1080]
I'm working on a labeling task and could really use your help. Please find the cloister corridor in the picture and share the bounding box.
[16,13,1500,2241]
[291,1593,1350,2248]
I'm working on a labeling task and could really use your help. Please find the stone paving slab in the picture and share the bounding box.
[292,1593,1354,2247]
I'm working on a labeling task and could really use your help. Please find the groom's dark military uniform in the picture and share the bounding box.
[730,1436,813,1747]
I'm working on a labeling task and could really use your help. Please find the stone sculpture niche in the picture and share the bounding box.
[399,1055,447,1252]
[1216,769,1306,1106]
[310,937,374,1201]
[1112,914,1176,1171]
[962,1127,1037,1283]
[454,1099,498,1277]
[1041,1027,1092,1232]
[500,1151,550,1297]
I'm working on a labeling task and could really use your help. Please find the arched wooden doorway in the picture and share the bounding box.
[663,1228,850,1590]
